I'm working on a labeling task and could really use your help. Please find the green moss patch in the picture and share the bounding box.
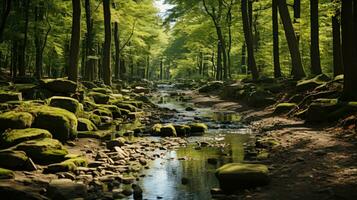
[0,168,15,179]
[87,92,110,104]
[0,150,29,170]
[189,123,208,136]
[1,128,52,148]
[77,118,97,131]
[0,111,33,133]
[49,96,80,115]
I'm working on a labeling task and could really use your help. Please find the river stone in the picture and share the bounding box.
[247,91,276,108]
[81,81,97,89]
[0,92,22,103]
[30,106,77,142]
[0,111,33,133]
[44,156,87,173]
[41,79,77,93]
[198,81,224,93]
[15,138,68,165]
[91,87,113,95]
[101,105,122,118]
[47,179,87,200]
[106,138,126,150]
[174,125,191,137]
[87,92,110,104]
[0,128,52,148]
[111,100,138,112]
[0,168,14,179]
[49,96,80,115]
[92,108,113,118]
[273,103,298,114]
[0,150,29,170]
[189,123,208,136]
[160,124,177,137]
[215,163,270,191]
[77,118,97,131]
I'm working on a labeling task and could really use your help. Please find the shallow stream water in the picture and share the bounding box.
[135,84,252,200]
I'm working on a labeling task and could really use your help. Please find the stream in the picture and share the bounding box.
[135,84,253,200]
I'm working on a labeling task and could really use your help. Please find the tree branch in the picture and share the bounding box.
[119,19,137,52]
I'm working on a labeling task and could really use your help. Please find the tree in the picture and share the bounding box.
[84,0,96,81]
[0,0,11,42]
[332,6,343,77]
[278,0,305,79]
[241,0,259,80]
[310,0,322,75]
[272,0,281,78]
[68,0,81,82]
[103,0,112,85]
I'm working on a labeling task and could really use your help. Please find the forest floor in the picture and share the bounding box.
[190,92,357,200]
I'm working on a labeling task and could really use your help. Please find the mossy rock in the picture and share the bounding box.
[44,156,87,173]
[118,108,131,116]
[189,123,208,136]
[29,106,78,142]
[92,108,113,118]
[0,111,33,133]
[0,92,22,103]
[49,96,80,115]
[91,87,112,95]
[101,105,122,118]
[41,79,77,93]
[296,74,330,92]
[81,81,97,89]
[215,163,269,191]
[87,92,110,104]
[0,150,29,170]
[151,124,162,136]
[274,103,298,114]
[77,131,111,140]
[247,91,276,108]
[122,101,144,109]
[111,100,138,112]
[198,81,224,93]
[15,138,68,165]
[77,118,97,131]
[83,100,98,111]
[174,125,191,137]
[160,124,177,137]
[0,168,14,179]
[0,128,52,148]
[305,99,341,122]
[88,113,102,126]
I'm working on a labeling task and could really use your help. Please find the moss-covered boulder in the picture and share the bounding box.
[101,105,122,118]
[49,96,80,115]
[247,91,276,108]
[160,124,177,137]
[198,81,224,93]
[92,108,113,118]
[88,113,102,126]
[77,118,97,131]
[0,128,52,148]
[91,87,112,95]
[305,99,340,122]
[83,100,98,111]
[0,111,33,133]
[215,163,269,191]
[111,101,138,112]
[15,138,68,165]
[41,79,77,93]
[77,131,111,140]
[274,103,298,114]
[44,156,87,173]
[296,74,330,92]
[151,124,162,136]
[174,125,191,137]
[0,168,14,179]
[189,123,208,136]
[0,92,22,103]
[87,92,110,104]
[30,106,77,141]
[81,81,97,89]
[0,150,29,170]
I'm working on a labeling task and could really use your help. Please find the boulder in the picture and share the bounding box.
[44,156,87,173]
[91,87,112,95]
[15,138,68,165]
[0,150,29,170]
[247,91,276,108]
[160,124,177,137]
[0,168,14,179]
[47,179,87,200]
[133,86,150,94]
[0,111,33,133]
[101,105,122,118]
[305,99,340,122]
[151,124,162,136]
[77,118,97,131]
[49,96,80,115]
[215,163,269,191]
[111,101,138,112]
[92,108,113,118]
[30,106,77,142]
[296,74,330,92]
[174,125,191,137]
[77,131,111,140]
[273,103,298,114]
[0,92,22,103]
[106,138,126,150]
[88,113,102,126]
[122,100,144,109]
[198,81,224,93]
[189,123,208,136]
[0,128,52,148]
[81,81,97,89]
[87,92,109,104]
[41,79,77,93]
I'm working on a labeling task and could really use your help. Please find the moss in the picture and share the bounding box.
[0,92,22,103]
[118,108,131,116]
[83,100,98,111]
[174,125,191,137]
[274,103,298,114]
[87,92,110,104]
[189,123,208,136]
[111,100,138,112]
[101,105,122,118]
[296,74,330,92]
[88,113,102,126]
[151,124,163,135]
[81,81,98,89]
[93,108,113,118]
[77,118,97,131]
[29,106,78,142]
[77,131,111,139]
[49,96,80,115]
[0,168,14,179]
[15,138,68,165]
[91,87,112,95]
[122,101,144,109]
[1,128,52,148]
[41,78,77,93]
[0,150,29,170]
[0,111,33,133]
[160,124,177,137]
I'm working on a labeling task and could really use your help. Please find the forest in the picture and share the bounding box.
[0,0,357,199]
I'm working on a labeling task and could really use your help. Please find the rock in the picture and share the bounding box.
[132,184,143,200]
[122,188,133,196]
[44,156,87,173]
[87,92,110,104]
[0,92,22,103]
[88,113,102,126]
[92,108,113,118]
[153,124,177,137]
[296,74,330,92]
[111,101,138,112]
[198,81,224,93]
[181,177,189,185]
[189,123,208,136]
[0,168,14,179]
[91,87,112,95]
[49,96,80,115]
[305,99,340,122]
[15,138,68,165]
[106,138,126,150]
[122,101,144,109]
[0,181,47,199]
[139,158,147,165]
[101,105,122,119]
[207,158,218,165]
[0,128,52,148]
[41,79,77,94]
[47,179,87,200]
[133,86,150,94]
[81,81,97,89]
[174,125,191,137]
[30,106,78,142]
[273,103,298,114]
[0,150,29,170]
[215,163,270,191]
[185,107,195,111]
[247,91,276,108]
[0,111,33,133]
[77,118,97,131]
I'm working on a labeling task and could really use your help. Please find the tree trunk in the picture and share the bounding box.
[310,0,322,75]
[278,0,305,79]
[159,59,163,80]
[241,0,259,80]
[227,9,233,79]
[0,0,11,42]
[85,0,95,81]
[293,0,301,43]
[332,10,343,77]
[273,0,281,78]
[114,22,120,80]
[18,0,30,76]
[216,41,222,80]
[68,0,81,82]
[102,0,112,85]
[341,0,357,100]
[34,5,44,79]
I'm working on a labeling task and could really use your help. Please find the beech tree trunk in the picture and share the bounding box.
[114,22,120,80]
[68,0,81,82]
[18,0,30,76]
[278,0,305,79]
[332,10,343,77]
[242,0,259,80]
[0,0,11,42]
[85,0,95,81]
[102,0,112,85]
[273,0,281,78]
[310,0,322,75]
